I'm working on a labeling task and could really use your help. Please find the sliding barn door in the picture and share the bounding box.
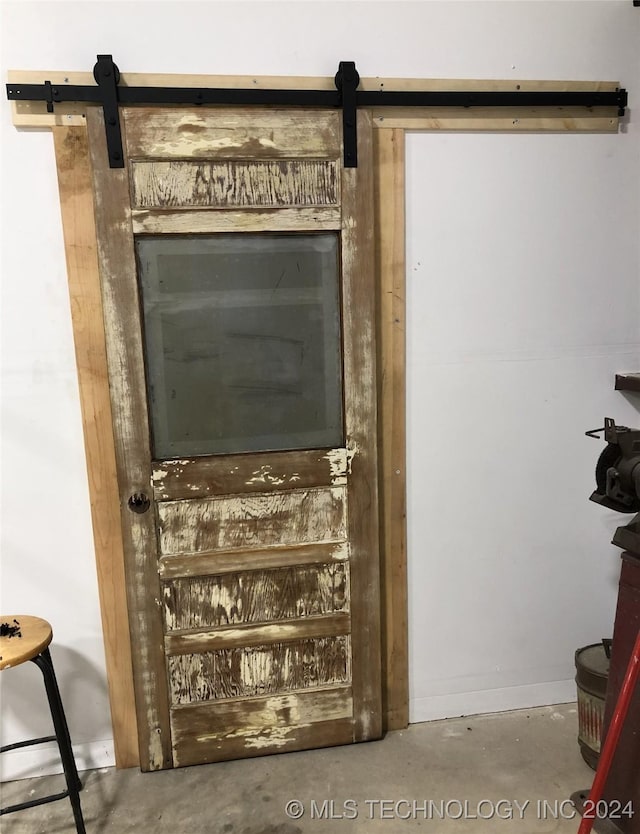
[87,106,381,770]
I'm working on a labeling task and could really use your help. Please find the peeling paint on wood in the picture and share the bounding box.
[242,724,311,748]
[131,159,339,209]
[170,707,354,767]
[163,563,349,630]
[245,464,300,487]
[158,541,350,581]
[157,487,347,555]
[131,206,342,235]
[170,687,352,748]
[164,613,351,654]
[152,449,348,500]
[339,110,383,743]
[124,107,342,160]
[87,107,173,771]
[323,449,348,485]
[345,440,359,475]
[167,636,352,704]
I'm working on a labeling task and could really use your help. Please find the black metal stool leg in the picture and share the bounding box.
[31,648,86,834]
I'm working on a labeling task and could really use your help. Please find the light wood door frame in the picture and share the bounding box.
[15,70,621,767]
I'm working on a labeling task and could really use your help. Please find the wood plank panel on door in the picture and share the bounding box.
[130,159,340,209]
[157,487,347,556]
[162,562,349,631]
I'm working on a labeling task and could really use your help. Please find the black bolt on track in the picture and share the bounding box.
[6,55,630,170]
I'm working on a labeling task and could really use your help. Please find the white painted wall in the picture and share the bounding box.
[1,0,639,778]
[406,129,640,720]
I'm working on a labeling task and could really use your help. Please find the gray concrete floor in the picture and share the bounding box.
[1,703,595,834]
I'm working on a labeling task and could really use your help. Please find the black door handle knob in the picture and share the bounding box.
[128,493,150,514]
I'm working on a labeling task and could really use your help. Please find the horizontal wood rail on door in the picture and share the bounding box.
[8,69,625,768]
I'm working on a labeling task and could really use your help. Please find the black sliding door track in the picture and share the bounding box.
[6,56,629,168]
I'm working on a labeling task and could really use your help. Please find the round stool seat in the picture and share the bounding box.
[0,615,53,671]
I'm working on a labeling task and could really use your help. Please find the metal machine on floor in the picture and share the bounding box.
[576,419,640,834]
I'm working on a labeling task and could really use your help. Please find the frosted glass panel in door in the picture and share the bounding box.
[136,234,343,458]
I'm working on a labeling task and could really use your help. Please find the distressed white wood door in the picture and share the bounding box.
[87,106,381,770]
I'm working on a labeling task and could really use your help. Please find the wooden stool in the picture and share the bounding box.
[0,615,86,833]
